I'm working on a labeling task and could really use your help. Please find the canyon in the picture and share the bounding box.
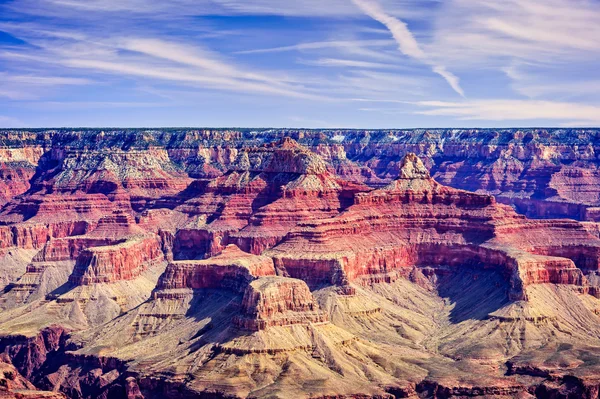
[1,128,600,398]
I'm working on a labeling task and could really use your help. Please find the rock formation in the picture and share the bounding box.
[234,276,328,330]
[0,353,66,398]
[0,211,153,310]
[173,137,367,259]
[156,244,275,292]
[0,210,167,334]
[268,153,599,302]
[3,130,600,398]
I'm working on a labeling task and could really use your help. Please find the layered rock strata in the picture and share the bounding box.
[173,138,366,259]
[68,235,164,286]
[268,154,600,301]
[156,244,275,293]
[234,276,328,331]
[0,212,151,310]
[3,132,600,398]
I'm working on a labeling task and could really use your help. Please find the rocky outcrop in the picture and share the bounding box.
[6,128,600,220]
[0,221,93,251]
[28,211,143,264]
[5,130,600,398]
[156,244,275,292]
[69,235,164,285]
[0,354,67,398]
[0,211,152,310]
[268,153,600,301]
[234,276,328,331]
[0,326,69,379]
[0,349,67,398]
[0,147,45,206]
[173,138,367,259]
[32,147,192,210]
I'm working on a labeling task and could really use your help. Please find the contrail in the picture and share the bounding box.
[351,0,465,96]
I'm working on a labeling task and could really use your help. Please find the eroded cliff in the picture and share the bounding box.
[1,131,600,398]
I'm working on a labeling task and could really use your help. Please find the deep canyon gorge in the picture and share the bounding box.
[1,128,600,398]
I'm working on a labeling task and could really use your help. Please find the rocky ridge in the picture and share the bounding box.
[1,132,600,397]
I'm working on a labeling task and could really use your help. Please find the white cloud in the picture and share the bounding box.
[351,0,465,97]
[300,58,399,69]
[63,58,323,100]
[0,73,93,101]
[3,74,92,86]
[12,0,433,19]
[428,0,600,67]
[0,89,38,100]
[502,63,600,101]
[351,98,411,104]
[29,101,169,110]
[0,24,332,101]
[235,40,394,55]
[414,99,600,124]
[3,0,600,128]
[121,38,300,88]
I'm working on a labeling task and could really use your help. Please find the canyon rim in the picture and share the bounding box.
[1,129,600,398]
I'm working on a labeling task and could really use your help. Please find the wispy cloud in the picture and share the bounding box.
[11,0,434,19]
[2,0,600,127]
[29,101,170,110]
[351,98,411,104]
[0,72,93,100]
[428,0,600,67]
[1,73,92,86]
[351,0,465,97]
[121,38,298,87]
[503,63,600,101]
[235,40,393,55]
[300,58,399,69]
[0,89,38,100]
[64,57,323,100]
[0,24,331,101]
[414,99,600,125]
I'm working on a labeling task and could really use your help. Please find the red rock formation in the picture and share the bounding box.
[6,128,600,221]
[135,209,188,234]
[0,221,93,251]
[234,276,328,331]
[68,235,164,285]
[0,143,191,257]
[0,211,152,310]
[124,377,144,399]
[0,351,66,398]
[0,147,45,206]
[0,326,69,379]
[174,138,367,258]
[0,353,38,391]
[0,193,119,226]
[4,130,600,398]
[0,352,67,398]
[27,211,143,264]
[41,148,191,199]
[268,154,599,300]
[156,244,275,293]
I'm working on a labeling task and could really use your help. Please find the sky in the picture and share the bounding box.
[1,0,600,128]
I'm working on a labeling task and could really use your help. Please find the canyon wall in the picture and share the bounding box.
[2,131,600,398]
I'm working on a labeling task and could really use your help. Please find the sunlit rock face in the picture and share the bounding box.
[234,276,328,331]
[4,129,600,398]
[172,137,367,260]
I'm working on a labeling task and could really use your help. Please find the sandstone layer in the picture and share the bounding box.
[2,131,600,398]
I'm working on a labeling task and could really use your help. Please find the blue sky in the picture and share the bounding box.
[1,0,600,128]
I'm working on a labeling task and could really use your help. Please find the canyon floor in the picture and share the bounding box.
[1,129,600,398]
